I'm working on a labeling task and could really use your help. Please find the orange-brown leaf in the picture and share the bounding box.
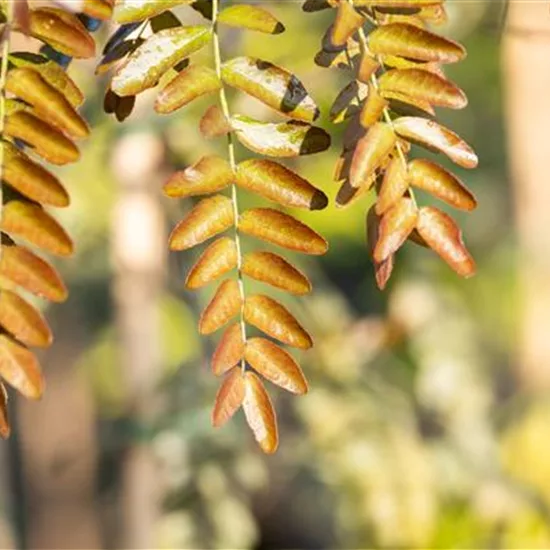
[0,384,9,438]
[199,279,242,335]
[408,158,477,210]
[212,323,245,376]
[244,294,312,349]
[239,208,328,255]
[242,371,278,454]
[164,156,233,199]
[155,65,221,114]
[3,141,69,207]
[349,122,396,188]
[5,111,79,165]
[211,367,245,427]
[0,245,67,302]
[0,335,44,400]
[416,206,476,277]
[376,156,410,215]
[379,68,467,110]
[0,290,52,348]
[185,237,237,290]
[6,68,89,139]
[236,159,327,210]
[245,338,308,394]
[357,53,380,83]
[368,22,465,64]
[392,117,478,169]
[367,205,395,290]
[2,201,73,257]
[360,83,389,128]
[242,251,311,295]
[28,7,95,58]
[374,196,418,262]
[169,195,234,251]
[331,0,364,47]
[199,105,232,139]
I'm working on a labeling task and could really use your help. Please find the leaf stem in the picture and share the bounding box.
[211,0,247,369]
[0,0,13,259]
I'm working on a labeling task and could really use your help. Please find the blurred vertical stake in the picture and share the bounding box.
[111,132,166,548]
[503,2,550,390]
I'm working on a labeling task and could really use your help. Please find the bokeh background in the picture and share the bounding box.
[3,1,550,548]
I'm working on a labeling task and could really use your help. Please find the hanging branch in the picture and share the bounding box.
[105,0,330,453]
[305,0,478,289]
[0,0,105,437]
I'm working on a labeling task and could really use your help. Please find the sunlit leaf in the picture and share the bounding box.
[367,206,394,290]
[349,122,396,188]
[222,57,319,123]
[3,141,69,207]
[114,0,191,24]
[244,294,312,349]
[28,7,96,58]
[2,201,73,257]
[379,68,467,109]
[199,279,242,334]
[169,195,234,251]
[245,338,308,394]
[408,158,477,210]
[211,323,244,376]
[236,159,328,210]
[0,335,44,400]
[231,116,331,158]
[242,371,278,454]
[218,5,284,34]
[5,111,80,165]
[360,83,389,128]
[0,245,67,302]
[368,21,465,64]
[200,105,232,139]
[416,206,476,277]
[0,384,9,438]
[374,196,417,262]
[164,155,233,199]
[211,367,245,427]
[393,117,478,169]
[155,65,221,114]
[111,26,211,96]
[376,156,409,214]
[185,237,237,289]
[0,290,52,348]
[242,251,311,295]
[330,0,364,47]
[239,208,328,255]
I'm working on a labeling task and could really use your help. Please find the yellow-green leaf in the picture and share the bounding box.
[114,0,191,24]
[231,115,330,158]
[111,26,211,96]
[222,57,319,123]
[218,5,284,34]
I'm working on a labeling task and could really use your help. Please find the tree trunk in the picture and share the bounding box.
[503,3,550,390]
[111,132,166,549]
